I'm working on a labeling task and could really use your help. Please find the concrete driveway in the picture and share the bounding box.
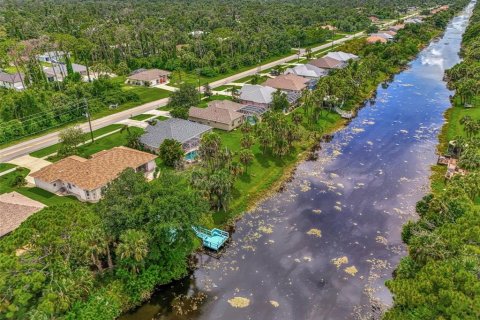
[7,155,52,184]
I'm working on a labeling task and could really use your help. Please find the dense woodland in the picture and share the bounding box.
[0,1,470,318]
[0,0,458,144]
[385,3,480,319]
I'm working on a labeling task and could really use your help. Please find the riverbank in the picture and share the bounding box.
[385,1,480,318]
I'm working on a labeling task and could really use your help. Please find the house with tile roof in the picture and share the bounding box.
[370,33,394,41]
[30,147,157,202]
[0,71,25,90]
[44,63,88,82]
[263,74,310,93]
[239,84,277,108]
[189,100,245,131]
[0,192,45,237]
[285,64,328,79]
[324,51,359,62]
[366,35,388,44]
[140,118,212,157]
[307,56,346,70]
[126,68,171,86]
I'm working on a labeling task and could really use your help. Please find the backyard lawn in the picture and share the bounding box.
[212,109,342,224]
[30,124,124,158]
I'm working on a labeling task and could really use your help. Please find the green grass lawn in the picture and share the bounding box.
[157,105,173,111]
[155,116,169,121]
[46,127,144,162]
[168,50,297,88]
[234,74,268,84]
[130,114,154,121]
[438,97,480,153]
[30,124,124,158]
[0,168,76,205]
[214,85,241,92]
[0,163,16,173]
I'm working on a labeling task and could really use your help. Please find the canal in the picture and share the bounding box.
[121,3,475,319]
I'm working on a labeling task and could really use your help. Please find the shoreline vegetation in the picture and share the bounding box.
[385,2,480,319]
[0,3,473,320]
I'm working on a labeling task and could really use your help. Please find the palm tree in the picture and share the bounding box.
[239,149,254,173]
[116,230,149,274]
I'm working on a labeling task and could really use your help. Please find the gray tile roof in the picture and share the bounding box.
[140,118,212,149]
[239,84,276,104]
[0,71,24,83]
[44,63,87,77]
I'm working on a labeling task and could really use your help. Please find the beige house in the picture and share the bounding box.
[126,69,171,86]
[189,100,245,131]
[263,74,309,93]
[30,147,157,203]
[0,192,45,237]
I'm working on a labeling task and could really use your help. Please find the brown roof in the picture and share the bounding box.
[127,69,171,81]
[0,192,45,237]
[189,100,244,125]
[308,56,344,69]
[367,36,388,44]
[31,147,157,190]
[383,30,397,36]
[263,74,309,91]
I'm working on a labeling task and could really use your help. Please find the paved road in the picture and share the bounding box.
[0,13,416,163]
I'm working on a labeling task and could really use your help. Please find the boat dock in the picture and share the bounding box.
[192,226,229,251]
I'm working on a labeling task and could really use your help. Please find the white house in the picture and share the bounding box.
[30,147,157,203]
[44,63,88,82]
[285,64,328,79]
[37,51,69,63]
[0,71,25,90]
[324,51,359,62]
[126,69,171,86]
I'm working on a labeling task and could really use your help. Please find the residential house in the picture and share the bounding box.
[44,63,88,82]
[139,118,212,159]
[370,33,394,41]
[321,25,337,31]
[284,64,327,79]
[404,17,423,24]
[0,192,45,237]
[324,51,359,62]
[263,74,309,93]
[389,24,406,32]
[37,51,69,63]
[369,16,380,23]
[366,35,388,44]
[189,100,245,131]
[30,147,157,203]
[239,84,277,108]
[308,56,345,70]
[0,71,25,90]
[382,30,398,36]
[126,69,171,86]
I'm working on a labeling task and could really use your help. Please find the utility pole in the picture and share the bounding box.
[84,98,94,143]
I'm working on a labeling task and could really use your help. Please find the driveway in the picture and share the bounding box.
[7,155,52,184]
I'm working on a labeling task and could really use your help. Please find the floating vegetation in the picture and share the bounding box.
[344,265,358,276]
[270,300,280,307]
[331,256,349,269]
[258,226,273,234]
[227,296,250,308]
[375,236,388,245]
[172,292,207,315]
[306,228,322,238]
[312,209,322,214]
[334,205,342,211]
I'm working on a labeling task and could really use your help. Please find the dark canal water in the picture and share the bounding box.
[121,3,475,319]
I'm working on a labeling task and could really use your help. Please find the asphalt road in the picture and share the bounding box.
[1,12,417,163]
